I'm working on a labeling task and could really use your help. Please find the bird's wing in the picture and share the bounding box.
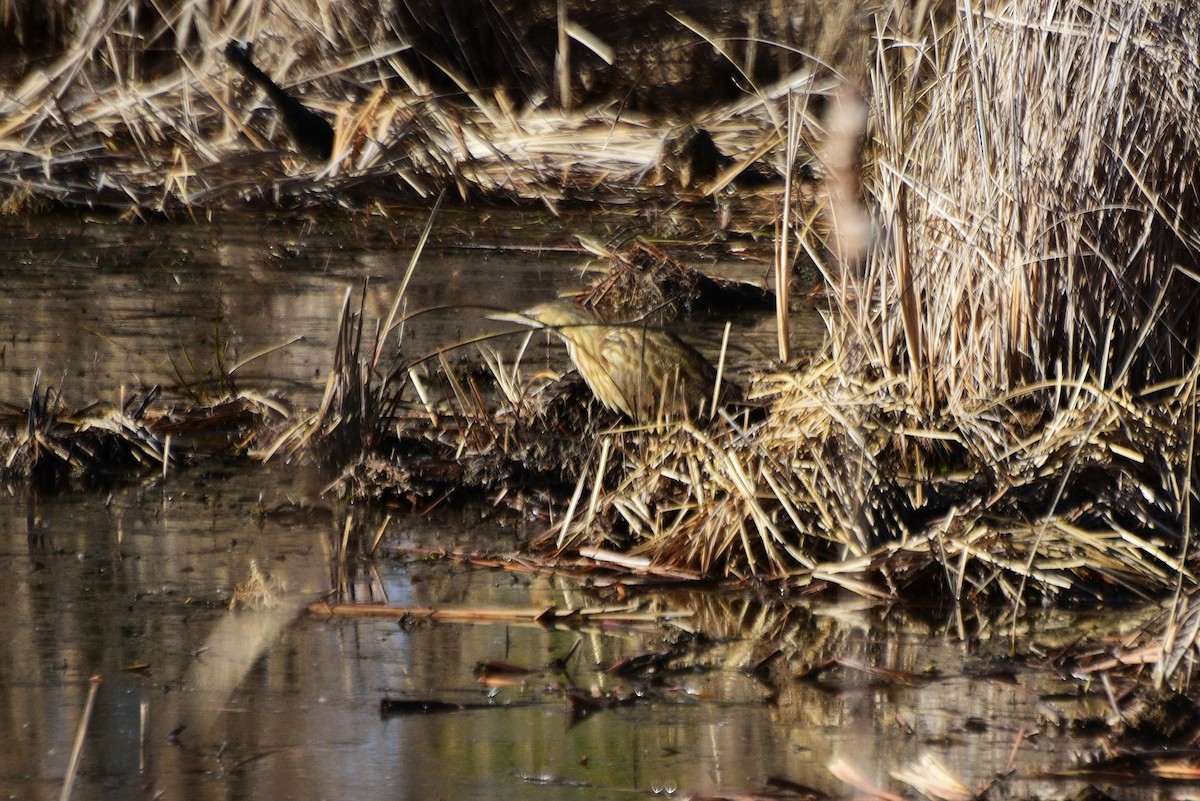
[599,327,701,419]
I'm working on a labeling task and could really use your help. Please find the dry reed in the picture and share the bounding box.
[547,0,1200,607]
[7,0,1198,615]
[0,0,832,214]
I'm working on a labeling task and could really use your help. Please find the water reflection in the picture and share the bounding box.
[0,213,585,410]
[0,211,807,413]
[0,212,1148,801]
[0,459,1137,800]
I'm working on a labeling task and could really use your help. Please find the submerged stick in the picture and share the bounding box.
[307,601,692,626]
[60,674,103,801]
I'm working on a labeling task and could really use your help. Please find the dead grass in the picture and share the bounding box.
[5,0,1199,618]
[265,0,1200,610]
[0,0,835,214]
[0,372,286,489]
[538,0,1200,607]
[576,237,775,319]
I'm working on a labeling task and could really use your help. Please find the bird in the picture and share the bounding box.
[490,301,723,423]
[224,40,335,162]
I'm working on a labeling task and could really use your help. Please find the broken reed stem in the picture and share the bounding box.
[775,91,803,363]
[369,514,392,557]
[59,674,103,801]
[557,443,592,549]
[162,434,171,483]
[339,515,353,562]
[374,190,445,372]
[581,437,613,543]
[711,320,731,421]
[555,0,571,109]
[139,697,148,774]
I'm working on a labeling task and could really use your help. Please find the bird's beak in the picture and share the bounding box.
[487,310,540,328]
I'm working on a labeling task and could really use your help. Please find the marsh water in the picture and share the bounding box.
[0,211,1162,800]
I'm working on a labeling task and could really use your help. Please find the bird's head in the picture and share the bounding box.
[488,301,597,332]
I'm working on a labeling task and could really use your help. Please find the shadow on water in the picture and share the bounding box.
[0,210,1160,800]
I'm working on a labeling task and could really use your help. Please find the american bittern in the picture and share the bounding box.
[491,301,721,423]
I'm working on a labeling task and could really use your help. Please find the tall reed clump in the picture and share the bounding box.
[864,0,1200,403]
[837,0,1200,600]
[577,0,1200,605]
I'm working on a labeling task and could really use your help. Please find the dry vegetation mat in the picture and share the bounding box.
[301,0,1200,616]
[0,372,286,488]
[0,0,832,213]
[313,0,1199,619]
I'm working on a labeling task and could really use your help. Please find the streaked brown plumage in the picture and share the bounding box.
[492,301,719,423]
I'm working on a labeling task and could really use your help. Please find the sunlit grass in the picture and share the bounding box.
[560,0,1200,609]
